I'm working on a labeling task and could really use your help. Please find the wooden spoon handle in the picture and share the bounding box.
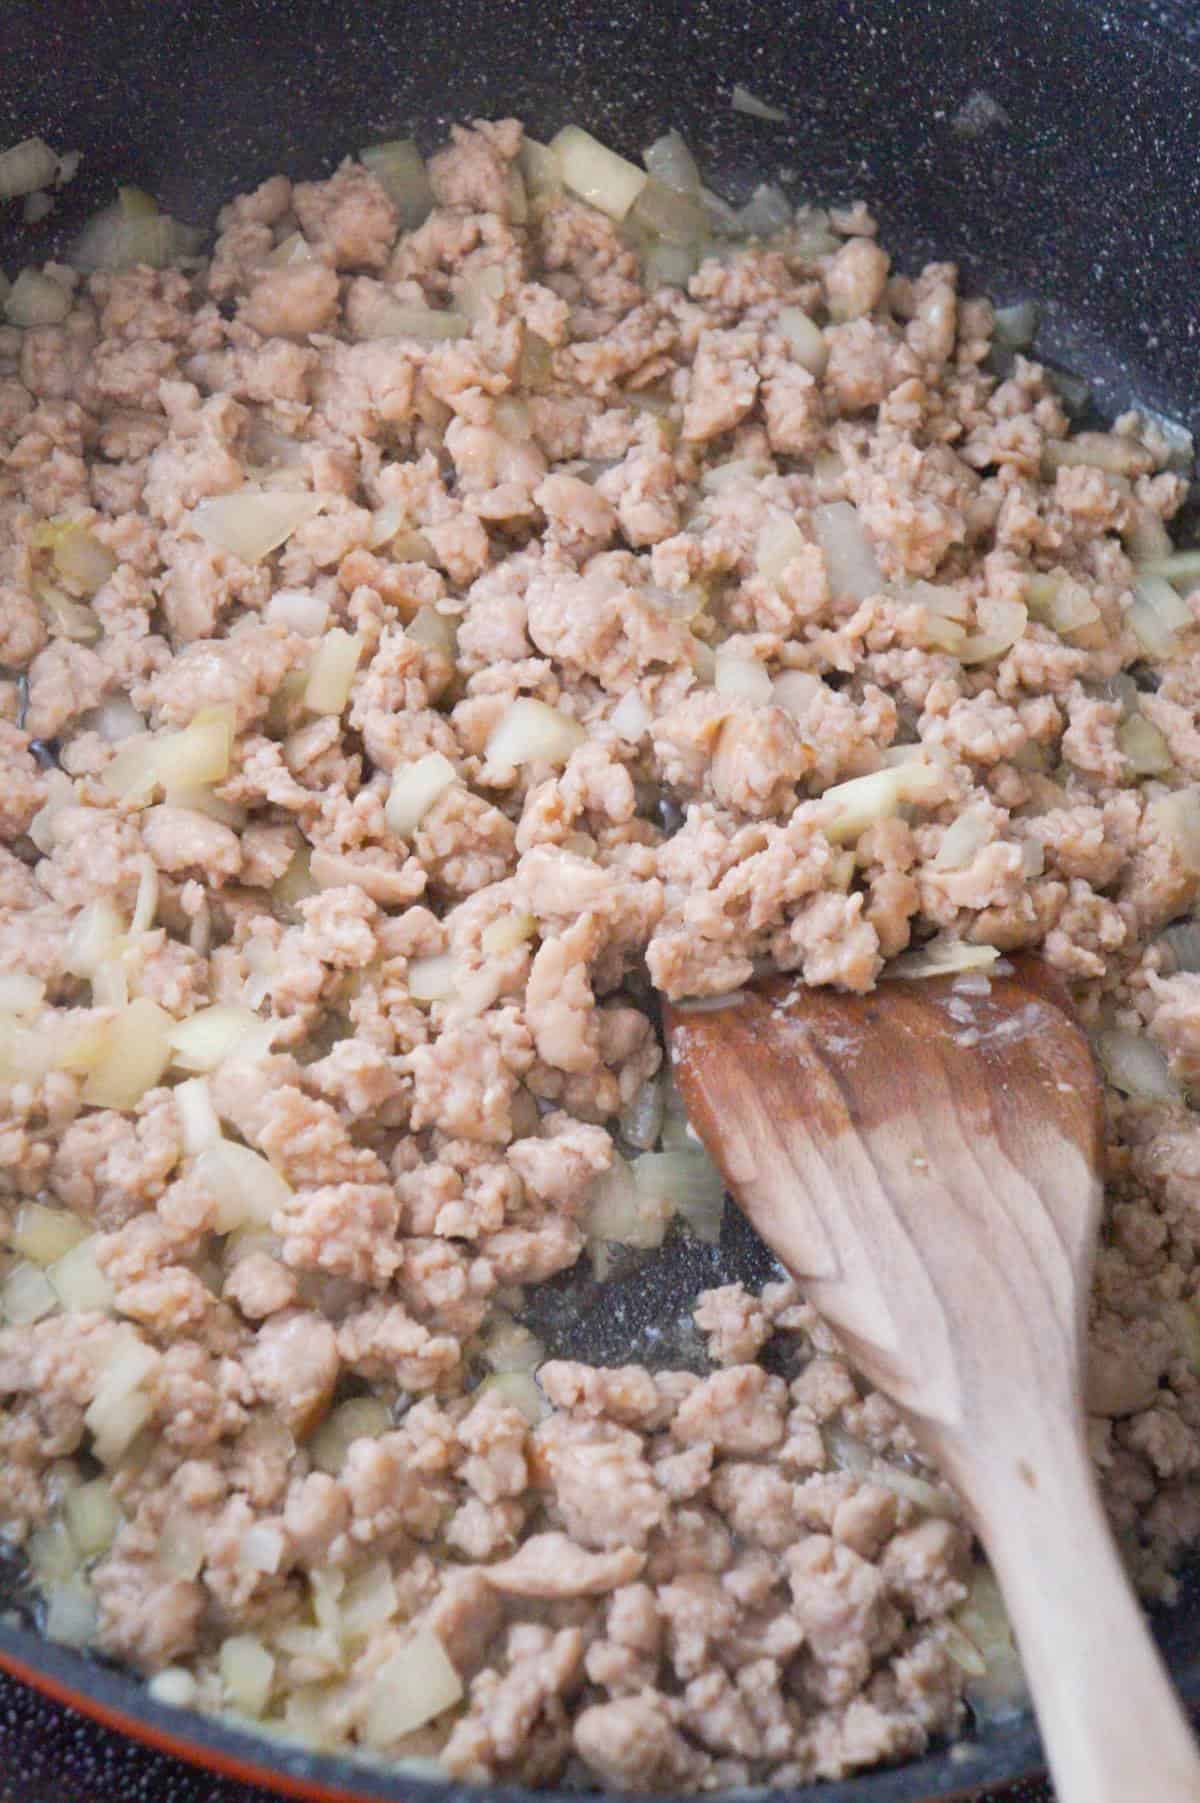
[955,1421,1200,1803]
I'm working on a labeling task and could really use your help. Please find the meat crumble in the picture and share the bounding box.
[1,115,1199,1789]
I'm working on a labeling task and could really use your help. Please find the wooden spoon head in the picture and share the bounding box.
[664,957,1105,1449]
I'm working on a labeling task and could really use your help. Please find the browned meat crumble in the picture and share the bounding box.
[1,115,1199,1790]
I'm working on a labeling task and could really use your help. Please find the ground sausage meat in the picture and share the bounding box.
[1,116,1199,1795]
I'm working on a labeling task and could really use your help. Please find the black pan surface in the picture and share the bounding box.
[2,0,1199,1798]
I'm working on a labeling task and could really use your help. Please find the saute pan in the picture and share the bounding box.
[1,1,1199,1799]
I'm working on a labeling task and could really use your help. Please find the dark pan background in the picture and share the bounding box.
[2,0,1199,1799]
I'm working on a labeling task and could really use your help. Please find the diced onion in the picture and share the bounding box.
[619,1076,665,1151]
[634,1148,725,1243]
[630,178,707,246]
[1127,572,1193,657]
[1160,921,1200,974]
[735,183,792,237]
[88,697,147,743]
[266,231,312,268]
[405,603,456,658]
[480,911,536,957]
[159,1507,206,1580]
[932,809,992,872]
[220,1635,275,1719]
[1149,788,1200,876]
[643,131,702,195]
[812,502,883,601]
[819,762,944,845]
[236,1522,286,1577]
[195,1140,292,1234]
[385,752,458,838]
[83,1331,161,1464]
[65,899,125,977]
[1141,549,1200,587]
[174,1076,223,1156]
[46,1237,115,1314]
[0,972,45,1017]
[103,705,235,803]
[775,306,827,375]
[73,201,204,272]
[407,953,458,1004]
[1044,432,1152,475]
[5,269,71,327]
[589,1152,674,1250]
[756,515,807,583]
[268,589,330,637]
[149,1668,199,1709]
[889,936,1000,979]
[304,629,362,715]
[484,697,585,770]
[10,1202,87,1268]
[309,1397,393,1475]
[1,1261,58,1325]
[519,138,564,201]
[991,300,1039,349]
[169,1004,275,1074]
[0,137,60,198]
[352,292,468,342]
[1118,714,1173,777]
[339,1560,399,1642]
[772,669,822,720]
[39,583,100,642]
[609,689,652,741]
[64,1477,121,1557]
[960,598,1027,665]
[76,998,173,1110]
[44,1577,100,1649]
[458,262,508,322]
[192,489,327,565]
[362,1629,463,1747]
[1025,572,1101,641]
[714,652,773,704]
[481,1314,545,1374]
[731,84,788,122]
[477,1370,549,1424]
[550,126,648,223]
[955,1565,1028,1723]
[1096,1027,1180,1101]
[701,456,773,493]
[359,140,434,227]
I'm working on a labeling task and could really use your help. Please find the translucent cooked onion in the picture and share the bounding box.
[405,603,456,658]
[65,899,125,978]
[736,182,792,237]
[960,597,1028,665]
[339,1560,400,1643]
[889,936,1001,979]
[812,502,883,601]
[1118,714,1173,776]
[1160,921,1200,973]
[589,1152,674,1251]
[79,998,173,1110]
[1,1260,58,1325]
[459,262,507,322]
[40,521,117,595]
[10,1201,86,1268]
[47,1237,115,1315]
[0,137,60,198]
[174,1076,223,1155]
[1025,572,1100,641]
[477,1370,549,1423]
[1128,572,1193,656]
[192,488,326,564]
[44,1577,99,1649]
[630,178,707,246]
[714,652,773,704]
[775,306,827,375]
[819,761,944,844]
[1149,788,1200,876]
[1096,1027,1180,1102]
[772,669,822,720]
[480,1313,544,1374]
[756,514,807,583]
[169,1004,275,1074]
[0,972,45,1017]
[1044,431,1152,476]
[619,1075,665,1151]
[407,952,458,1003]
[304,628,362,716]
[955,1565,1028,1724]
[267,589,330,637]
[480,910,535,956]
[73,201,204,272]
[1141,549,1200,587]
[362,1629,464,1747]
[550,126,648,222]
[609,689,652,741]
[385,752,458,838]
[309,1397,392,1475]
[485,697,585,770]
[5,269,71,327]
[634,1147,725,1243]
[701,455,774,493]
[39,582,100,642]
[353,292,468,342]
[64,1477,121,1557]
[194,1141,293,1234]
[148,1668,198,1709]
[359,140,434,228]
[83,1331,162,1465]
[641,236,700,291]
[643,130,702,196]
[519,138,564,201]
[220,1634,275,1718]
[991,300,1039,349]
[730,84,788,122]
[932,809,992,872]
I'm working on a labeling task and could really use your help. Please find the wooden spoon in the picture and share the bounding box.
[663,956,1200,1803]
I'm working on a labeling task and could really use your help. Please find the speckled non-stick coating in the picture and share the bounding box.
[1,1,1198,1799]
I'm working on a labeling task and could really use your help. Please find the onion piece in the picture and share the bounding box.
[73,201,204,272]
[362,1630,463,1747]
[730,84,788,122]
[148,1669,198,1709]
[519,138,564,201]
[1118,714,1174,777]
[0,137,60,199]
[1141,549,1200,587]
[932,809,992,872]
[811,502,883,601]
[220,1635,275,1719]
[64,1477,121,1557]
[756,515,807,583]
[407,953,458,1005]
[485,697,585,771]
[1127,572,1193,656]
[192,488,326,564]
[385,752,458,838]
[634,1148,725,1243]
[955,1565,1028,1724]
[44,1578,99,1649]
[818,761,944,845]
[38,582,100,643]
[309,1397,392,1476]
[960,597,1027,665]
[630,178,707,246]
[619,1075,665,1151]
[1,1261,58,1325]
[1148,788,1200,876]
[79,998,173,1110]
[83,1331,161,1465]
[194,1140,292,1234]
[643,130,702,195]
[775,306,827,375]
[267,589,329,637]
[5,269,71,327]
[174,1076,223,1155]
[1160,921,1200,974]
[46,1237,115,1314]
[609,689,652,741]
[477,1370,549,1424]
[1025,572,1101,641]
[0,972,45,1017]
[772,669,822,720]
[480,911,535,957]
[10,1200,86,1267]
[169,1004,275,1073]
[889,936,1000,979]
[991,300,1039,349]
[304,628,362,715]
[550,126,648,222]
[359,140,434,227]
[589,1152,674,1251]
[481,1314,544,1374]
[352,292,468,342]
[714,652,773,704]
[736,182,792,237]
[1096,1028,1180,1102]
